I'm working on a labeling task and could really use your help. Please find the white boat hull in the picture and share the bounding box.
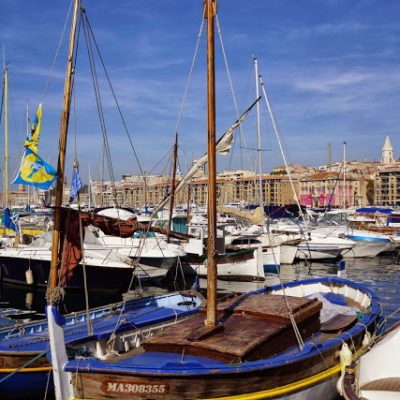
[194,246,265,281]
[343,238,396,258]
[280,244,298,264]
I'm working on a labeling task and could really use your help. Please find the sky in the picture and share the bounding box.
[1,0,400,188]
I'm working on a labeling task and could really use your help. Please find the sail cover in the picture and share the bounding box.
[152,97,260,214]
[58,207,190,285]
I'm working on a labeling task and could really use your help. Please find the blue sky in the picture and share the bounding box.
[1,0,400,188]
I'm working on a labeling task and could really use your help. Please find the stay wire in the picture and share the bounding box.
[82,11,144,177]
[41,0,74,103]
[214,9,253,174]
[81,10,118,208]
[172,6,205,138]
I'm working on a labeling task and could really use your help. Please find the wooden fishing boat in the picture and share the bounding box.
[45,2,381,400]
[56,276,379,400]
[0,291,203,399]
[342,319,400,400]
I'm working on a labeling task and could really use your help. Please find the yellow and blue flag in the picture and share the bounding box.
[24,104,42,153]
[13,147,57,190]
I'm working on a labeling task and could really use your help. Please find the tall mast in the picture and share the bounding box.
[167,132,178,242]
[205,0,217,328]
[88,163,92,210]
[49,0,80,300]
[4,59,8,208]
[343,141,346,209]
[26,102,30,207]
[253,56,264,217]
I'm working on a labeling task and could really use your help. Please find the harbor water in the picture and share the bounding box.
[1,255,400,329]
[0,255,399,400]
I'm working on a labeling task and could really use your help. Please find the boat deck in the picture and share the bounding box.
[143,292,322,362]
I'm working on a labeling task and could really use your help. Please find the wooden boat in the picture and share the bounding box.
[342,319,400,400]
[0,291,203,399]
[45,2,381,400]
[56,276,379,400]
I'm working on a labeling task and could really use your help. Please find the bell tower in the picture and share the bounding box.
[381,133,394,165]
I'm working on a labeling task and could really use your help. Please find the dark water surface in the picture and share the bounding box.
[1,254,400,327]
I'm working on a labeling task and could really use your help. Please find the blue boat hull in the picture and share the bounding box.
[64,277,381,400]
[0,292,203,399]
[0,370,53,400]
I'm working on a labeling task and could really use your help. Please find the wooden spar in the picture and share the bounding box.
[205,0,217,327]
[49,0,80,301]
[166,132,178,243]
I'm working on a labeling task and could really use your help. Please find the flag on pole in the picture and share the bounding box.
[13,147,58,190]
[4,208,19,233]
[24,104,42,153]
[70,165,83,201]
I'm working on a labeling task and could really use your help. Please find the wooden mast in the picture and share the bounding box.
[205,0,217,327]
[167,132,178,242]
[49,0,80,301]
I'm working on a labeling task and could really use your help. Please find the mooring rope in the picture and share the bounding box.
[0,348,50,383]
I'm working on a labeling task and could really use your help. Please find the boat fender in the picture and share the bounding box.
[336,342,352,395]
[25,268,34,284]
[25,291,33,308]
[362,331,371,348]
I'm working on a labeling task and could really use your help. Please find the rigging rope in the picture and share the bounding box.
[214,9,253,174]
[173,7,205,137]
[81,10,118,208]
[82,12,144,178]
[258,72,308,228]
[41,0,74,103]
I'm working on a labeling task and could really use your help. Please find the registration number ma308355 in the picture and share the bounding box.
[102,380,169,396]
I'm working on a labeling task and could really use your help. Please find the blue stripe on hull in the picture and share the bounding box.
[347,235,390,242]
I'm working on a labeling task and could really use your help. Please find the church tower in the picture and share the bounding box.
[381,133,394,165]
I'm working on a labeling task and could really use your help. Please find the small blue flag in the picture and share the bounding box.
[70,166,83,201]
[4,208,19,233]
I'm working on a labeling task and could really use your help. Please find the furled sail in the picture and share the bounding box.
[153,97,260,214]
[217,205,264,225]
[59,207,190,285]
